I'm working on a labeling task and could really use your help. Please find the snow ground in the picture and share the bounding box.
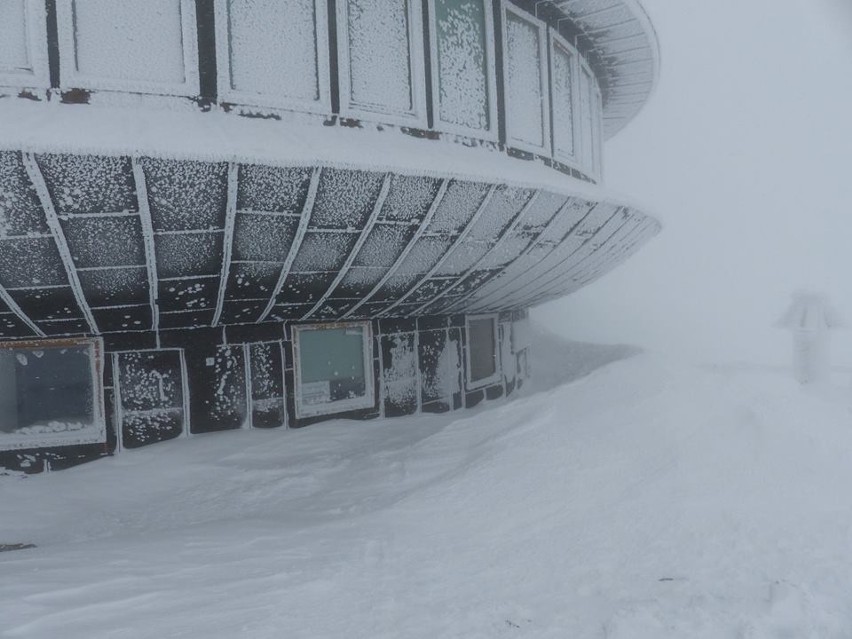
[3,332,852,638]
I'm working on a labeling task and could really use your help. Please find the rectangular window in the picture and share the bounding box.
[337,0,426,126]
[215,0,330,113]
[503,5,549,154]
[466,314,500,388]
[550,33,577,164]
[294,322,375,418]
[0,338,105,451]
[429,0,497,138]
[579,65,597,174]
[0,0,50,88]
[56,0,200,96]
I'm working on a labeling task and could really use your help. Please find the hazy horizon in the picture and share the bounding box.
[537,0,852,367]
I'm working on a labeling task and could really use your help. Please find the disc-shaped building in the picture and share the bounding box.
[0,0,660,471]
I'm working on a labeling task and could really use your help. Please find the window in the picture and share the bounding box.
[466,314,500,388]
[503,5,549,154]
[0,0,50,89]
[56,0,200,96]
[579,64,600,175]
[215,0,330,113]
[293,322,374,418]
[337,0,426,126]
[0,338,105,451]
[429,0,497,138]
[550,32,577,165]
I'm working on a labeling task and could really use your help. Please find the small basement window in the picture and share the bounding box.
[0,339,105,451]
[466,315,500,389]
[293,323,374,418]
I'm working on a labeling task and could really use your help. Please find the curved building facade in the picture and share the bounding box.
[0,0,660,471]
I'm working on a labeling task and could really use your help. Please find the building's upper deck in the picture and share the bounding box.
[1,0,659,185]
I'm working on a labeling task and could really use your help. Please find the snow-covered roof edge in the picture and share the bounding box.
[0,99,664,227]
[553,0,661,139]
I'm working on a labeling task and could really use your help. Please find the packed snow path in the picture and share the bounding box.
[2,335,852,638]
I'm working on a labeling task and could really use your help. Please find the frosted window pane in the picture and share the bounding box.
[346,0,413,114]
[505,12,544,148]
[0,343,100,451]
[468,317,496,382]
[71,0,186,84]
[298,327,367,407]
[551,43,575,159]
[435,0,490,131]
[579,68,595,169]
[226,0,320,102]
[0,0,29,73]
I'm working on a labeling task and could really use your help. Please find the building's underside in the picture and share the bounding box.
[0,151,657,339]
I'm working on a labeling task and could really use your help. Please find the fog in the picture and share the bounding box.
[536,0,852,366]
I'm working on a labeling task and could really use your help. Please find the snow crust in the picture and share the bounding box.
[3,331,852,636]
[0,100,661,223]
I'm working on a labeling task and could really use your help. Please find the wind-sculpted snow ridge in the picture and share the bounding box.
[2,332,851,637]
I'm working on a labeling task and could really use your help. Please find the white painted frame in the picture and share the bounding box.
[465,313,501,390]
[336,0,428,128]
[0,337,106,452]
[502,2,551,155]
[548,29,581,168]
[292,321,375,419]
[426,0,498,141]
[214,0,331,115]
[55,0,200,96]
[0,0,50,89]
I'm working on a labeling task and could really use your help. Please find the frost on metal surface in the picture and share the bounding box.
[237,165,312,215]
[504,10,545,150]
[382,333,418,415]
[0,152,49,238]
[551,39,576,162]
[224,0,321,103]
[188,345,248,433]
[0,0,48,87]
[344,0,415,115]
[434,0,491,132]
[419,327,461,408]
[60,0,192,91]
[0,1,28,75]
[0,153,658,331]
[141,159,228,232]
[117,351,184,448]
[248,342,285,428]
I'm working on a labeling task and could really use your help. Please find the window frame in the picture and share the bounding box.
[0,0,50,89]
[426,0,499,141]
[292,321,375,419]
[335,0,428,128]
[55,0,200,96]
[214,0,331,115]
[548,28,581,168]
[0,337,105,452]
[465,313,501,390]
[501,2,551,155]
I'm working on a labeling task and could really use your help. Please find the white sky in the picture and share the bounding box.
[536,0,852,366]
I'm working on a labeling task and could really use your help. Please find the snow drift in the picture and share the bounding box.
[2,331,852,638]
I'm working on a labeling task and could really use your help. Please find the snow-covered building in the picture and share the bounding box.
[0,0,660,471]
